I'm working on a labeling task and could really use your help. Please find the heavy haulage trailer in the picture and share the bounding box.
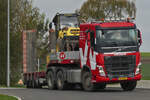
[24,14,142,91]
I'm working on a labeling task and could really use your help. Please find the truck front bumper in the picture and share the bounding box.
[92,74,142,83]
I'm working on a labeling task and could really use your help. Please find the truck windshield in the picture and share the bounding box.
[60,15,79,29]
[96,29,138,47]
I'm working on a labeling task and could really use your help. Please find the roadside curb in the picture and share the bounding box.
[11,95,22,100]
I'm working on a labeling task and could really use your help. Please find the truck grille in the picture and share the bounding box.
[104,55,136,78]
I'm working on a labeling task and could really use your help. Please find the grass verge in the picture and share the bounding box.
[0,94,18,100]
[0,84,26,88]
[141,52,150,57]
[141,52,150,80]
[142,64,150,80]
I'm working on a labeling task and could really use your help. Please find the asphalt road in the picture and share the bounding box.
[0,87,150,100]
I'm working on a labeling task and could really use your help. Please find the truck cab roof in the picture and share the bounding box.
[80,21,136,30]
[52,13,79,24]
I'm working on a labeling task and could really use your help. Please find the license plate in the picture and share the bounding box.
[118,77,127,80]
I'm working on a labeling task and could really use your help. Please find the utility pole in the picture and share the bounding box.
[7,0,10,87]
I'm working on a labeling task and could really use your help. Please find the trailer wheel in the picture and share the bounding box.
[120,81,137,91]
[35,79,42,88]
[56,70,67,90]
[34,79,38,88]
[26,81,30,88]
[32,80,40,89]
[27,80,32,88]
[32,79,35,88]
[82,72,95,91]
[47,71,56,90]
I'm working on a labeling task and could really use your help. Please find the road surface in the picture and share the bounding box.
[0,87,150,100]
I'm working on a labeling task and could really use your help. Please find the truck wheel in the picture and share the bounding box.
[27,80,32,88]
[35,79,41,88]
[34,79,38,88]
[120,81,137,91]
[82,72,95,91]
[56,70,67,90]
[26,81,30,88]
[32,80,35,88]
[47,71,56,90]
[37,81,42,88]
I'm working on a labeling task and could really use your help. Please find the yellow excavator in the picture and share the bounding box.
[47,13,80,63]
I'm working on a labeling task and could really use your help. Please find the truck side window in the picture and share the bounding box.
[96,30,103,44]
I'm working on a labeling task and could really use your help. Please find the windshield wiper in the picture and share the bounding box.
[98,40,118,47]
[112,46,136,53]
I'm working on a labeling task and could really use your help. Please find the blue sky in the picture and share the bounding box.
[33,0,150,52]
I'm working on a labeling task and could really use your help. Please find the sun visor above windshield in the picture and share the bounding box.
[95,22,136,30]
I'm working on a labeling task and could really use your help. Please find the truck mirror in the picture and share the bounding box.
[85,29,91,46]
[49,22,52,29]
[136,29,142,46]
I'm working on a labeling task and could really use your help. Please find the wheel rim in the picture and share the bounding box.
[85,77,91,88]
[57,71,64,89]
[57,73,63,88]
[57,77,62,88]
[83,72,93,90]
[48,75,52,88]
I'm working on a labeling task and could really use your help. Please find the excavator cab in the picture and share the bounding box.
[52,13,80,38]
[49,13,80,52]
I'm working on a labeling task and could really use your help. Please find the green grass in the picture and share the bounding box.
[12,84,26,88]
[141,52,150,57]
[142,64,150,80]
[0,84,26,88]
[0,94,17,100]
[141,52,150,80]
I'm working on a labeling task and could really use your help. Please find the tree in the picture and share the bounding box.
[0,0,8,85]
[0,0,48,86]
[79,0,136,21]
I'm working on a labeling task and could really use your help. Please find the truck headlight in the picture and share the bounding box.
[135,62,142,75]
[97,65,106,77]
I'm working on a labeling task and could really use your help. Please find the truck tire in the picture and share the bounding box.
[27,80,32,88]
[82,72,95,91]
[34,79,38,88]
[120,81,137,91]
[32,79,40,89]
[35,79,42,88]
[26,81,30,88]
[56,70,67,90]
[47,71,56,90]
[32,79,35,88]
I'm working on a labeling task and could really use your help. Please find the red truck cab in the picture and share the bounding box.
[79,19,142,91]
